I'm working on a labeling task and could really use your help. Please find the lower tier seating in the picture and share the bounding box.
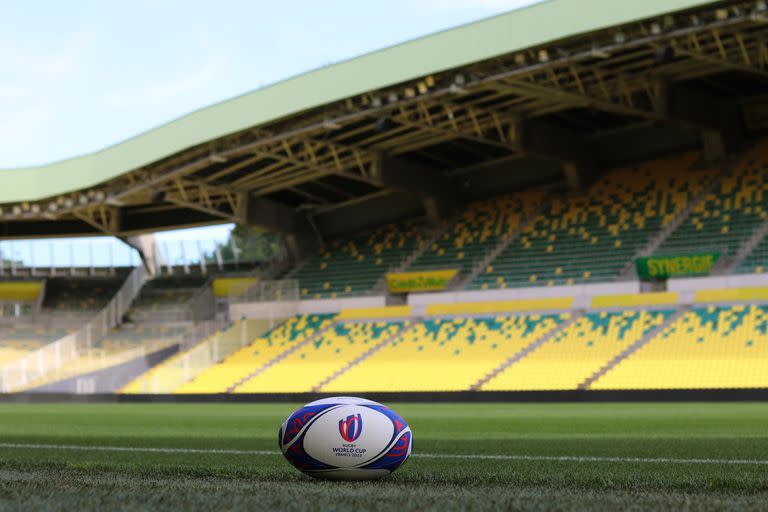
[592,305,768,389]
[121,321,239,394]
[126,303,768,393]
[234,321,404,393]
[176,314,334,393]
[324,314,564,392]
[483,310,671,391]
[100,325,188,353]
[0,327,69,365]
[0,340,44,365]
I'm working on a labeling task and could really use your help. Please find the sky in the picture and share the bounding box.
[0,0,541,266]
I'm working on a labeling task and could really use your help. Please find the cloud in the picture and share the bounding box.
[0,105,54,147]
[101,61,220,108]
[0,52,77,78]
[0,31,89,80]
[0,84,27,100]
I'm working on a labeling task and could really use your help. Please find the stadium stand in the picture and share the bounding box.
[738,234,768,274]
[323,314,564,392]
[483,310,672,390]
[233,320,404,392]
[0,277,125,369]
[0,324,69,345]
[120,319,247,394]
[124,300,768,394]
[292,222,427,299]
[591,305,768,390]
[176,314,335,393]
[0,335,50,365]
[468,154,713,289]
[126,275,208,324]
[99,324,188,353]
[43,277,125,314]
[3,0,768,403]
[656,141,768,263]
[408,191,545,279]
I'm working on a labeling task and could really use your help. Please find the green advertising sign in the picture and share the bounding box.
[636,253,720,280]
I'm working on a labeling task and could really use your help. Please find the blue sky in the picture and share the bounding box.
[0,0,540,265]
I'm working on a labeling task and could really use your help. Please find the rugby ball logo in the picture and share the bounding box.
[338,413,362,442]
[279,396,412,480]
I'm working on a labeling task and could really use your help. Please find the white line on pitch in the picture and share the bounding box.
[0,443,766,466]
[414,453,768,465]
[0,443,275,456]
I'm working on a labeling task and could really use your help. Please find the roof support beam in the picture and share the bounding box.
[237,194,309,234]
[656,80,745,157]
[495,79,659,121]
[374,155,456,224]
[72,206,121,236]
[230,136,378,194]
[237,194,319,261]
[670,29,768,80]
[513,118,598,190]
[386,99,519,152]
[163,179,240,222]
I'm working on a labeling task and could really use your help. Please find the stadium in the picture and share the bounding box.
[1,0,768,509]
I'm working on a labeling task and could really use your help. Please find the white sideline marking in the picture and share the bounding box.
[0,443,276,456]
[415,453,768,465]
[0,442,766,466]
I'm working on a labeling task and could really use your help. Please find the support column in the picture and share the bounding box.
[658,81,744,162]
[237,194,320,263]
[374,155,457,225]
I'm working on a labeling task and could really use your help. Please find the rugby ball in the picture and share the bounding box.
[279,396,412,480]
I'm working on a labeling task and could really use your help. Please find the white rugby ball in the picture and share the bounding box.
[279,396,412,480]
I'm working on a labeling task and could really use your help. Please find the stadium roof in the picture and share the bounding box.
[1,0,766,238]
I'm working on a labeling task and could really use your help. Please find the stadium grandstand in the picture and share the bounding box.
[2,0,768,399]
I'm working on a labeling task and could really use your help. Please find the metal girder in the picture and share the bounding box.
[228,134,371,182]
[384,98,519,152]
[12,4,768,235]
[310,189,393,215]
[225,135,378,194]
[72,205,121,235]
[494,63,662,121]
[488,23,767,123]
[164,178,240,221]
[669,27,768,79]
[107,127,379,206]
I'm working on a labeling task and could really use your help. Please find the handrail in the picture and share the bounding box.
[0,265,147,392]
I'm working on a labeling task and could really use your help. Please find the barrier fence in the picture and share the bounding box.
[0,266,148,392]
[230,279,299,304]
[126,318,275,394]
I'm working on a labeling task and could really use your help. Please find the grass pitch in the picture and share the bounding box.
[0,402,765,510]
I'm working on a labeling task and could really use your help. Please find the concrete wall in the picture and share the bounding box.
[230,296,387,319]
[230,272,768,319]
[408,281,640,312]
[669,273,768,303]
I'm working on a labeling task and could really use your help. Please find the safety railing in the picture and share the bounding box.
[230,279,299,304]
[125,318,274,394]
[0,265,147,392]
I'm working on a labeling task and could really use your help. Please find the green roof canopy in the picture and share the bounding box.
[0,0,712,203]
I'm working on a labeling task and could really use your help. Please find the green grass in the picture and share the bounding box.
[0,402,765,510]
